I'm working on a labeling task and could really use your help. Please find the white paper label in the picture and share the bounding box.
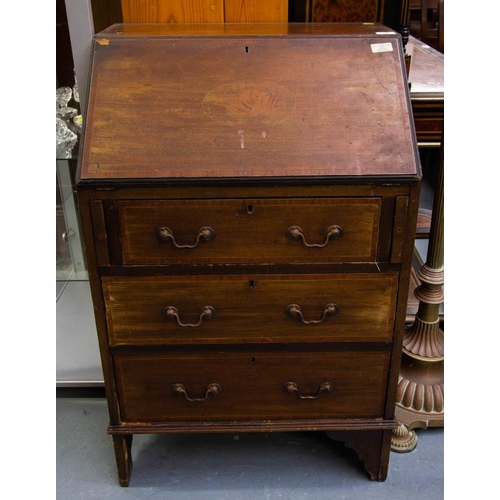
[371,42,393,53]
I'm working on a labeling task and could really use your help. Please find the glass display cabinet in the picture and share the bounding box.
[56,123,103,386]
[56,85,102,386]
[56,0,104,387]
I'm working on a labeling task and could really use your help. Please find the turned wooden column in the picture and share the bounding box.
[398,0,412,75]
[391,138,444,453]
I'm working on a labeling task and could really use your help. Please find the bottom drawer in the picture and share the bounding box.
[114,351,390,422]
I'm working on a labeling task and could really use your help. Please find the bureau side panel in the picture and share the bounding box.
[76,188,121,422]
[384,182,421,417]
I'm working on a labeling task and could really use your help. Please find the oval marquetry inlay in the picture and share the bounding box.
[202,81,296,125]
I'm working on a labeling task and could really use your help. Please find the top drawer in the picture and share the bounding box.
[116,198,381,265]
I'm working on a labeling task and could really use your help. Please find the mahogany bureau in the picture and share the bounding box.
[76,22,421,486]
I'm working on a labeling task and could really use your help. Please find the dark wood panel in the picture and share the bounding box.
[109,341,394,355]
[89,200,110,266]
[102,273,399,344]
[390,196,409,263]
[90,0,123,33]
[108,418,396,434]
[117,198,381,264]
[114,350,391,421]
[79,23,418,181]
[56,0,75,87]
[275,0,402,29]
[75,188,122,423]
[310,0,382,22]
[98,262,400,277]
[88,184,410,200]
[102,200,123,265]
[411,100,444,144]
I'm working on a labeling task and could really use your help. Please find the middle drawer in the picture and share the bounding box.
[102,273,398,345]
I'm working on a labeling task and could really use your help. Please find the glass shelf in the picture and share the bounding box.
[56,79,87,301]
[56,156,87,301]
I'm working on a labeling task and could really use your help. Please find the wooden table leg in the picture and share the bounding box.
[112,434,133,487]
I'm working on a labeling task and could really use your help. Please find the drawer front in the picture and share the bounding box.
[114,351,390,422]
[117,198,381,264]
[103,273,398,345]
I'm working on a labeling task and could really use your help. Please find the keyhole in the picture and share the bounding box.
[251,357,256,364]
[245,46,250,53]
[249,280,255,289]
[247,204,253,214]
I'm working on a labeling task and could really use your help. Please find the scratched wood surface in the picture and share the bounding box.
[80,24,417,181]
[97,22,394,37]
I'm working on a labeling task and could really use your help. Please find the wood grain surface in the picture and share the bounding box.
[102,273,398,344]
[120,0,287,23]
[114,350,390,421]
[117,197,381,264]
[75,23,421,485]
[224,0,288,22]
[79,23,418,181]
[121,0,225,23]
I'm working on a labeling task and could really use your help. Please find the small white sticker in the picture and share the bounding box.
[376,31,396,35]
[371,42,393,53]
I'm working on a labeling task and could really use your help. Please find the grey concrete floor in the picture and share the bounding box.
[57,395,443,499]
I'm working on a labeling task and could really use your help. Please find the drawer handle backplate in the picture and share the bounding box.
[156,226,215,249]
[283,381,334,400]
[172,383,222,402]
[163,305,215,327]
[285,303,339,325]
[286,225,343,248]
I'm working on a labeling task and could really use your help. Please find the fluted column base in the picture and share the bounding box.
[391,355,444,453]
[403,317,444,360]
